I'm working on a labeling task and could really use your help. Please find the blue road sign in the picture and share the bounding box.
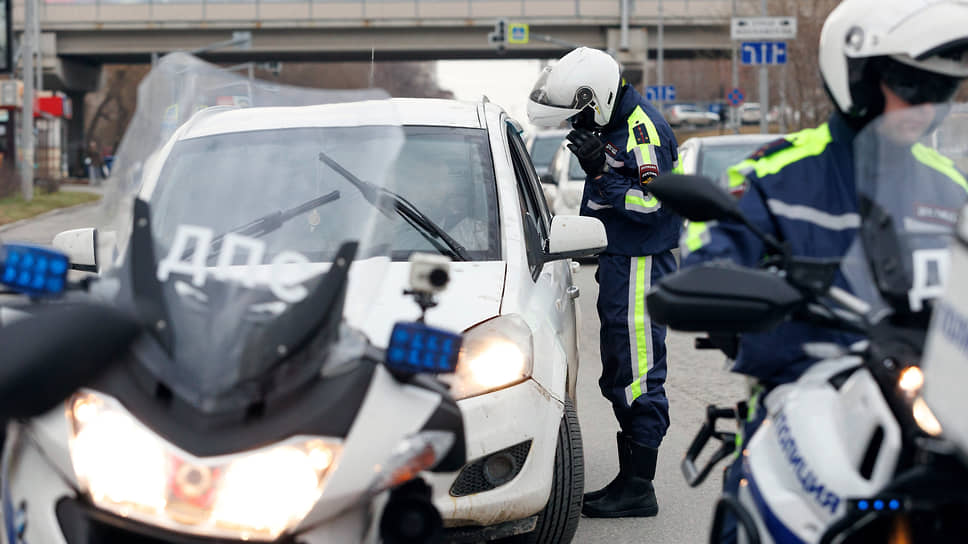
[645,85,676,102]
[741,42,787,65]
[727,88,745,106]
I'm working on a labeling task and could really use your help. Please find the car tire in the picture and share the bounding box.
[502,396,584,544]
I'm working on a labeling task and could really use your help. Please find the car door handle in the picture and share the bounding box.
[566,285,580,299]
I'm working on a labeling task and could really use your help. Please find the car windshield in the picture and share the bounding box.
[150,125,500,262]
[530,134,565,169]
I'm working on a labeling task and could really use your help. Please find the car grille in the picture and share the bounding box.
[449,440,532,497]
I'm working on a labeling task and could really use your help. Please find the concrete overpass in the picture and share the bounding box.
[16,0,766,91]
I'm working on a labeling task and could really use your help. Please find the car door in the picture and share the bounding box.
[505,120,580,402]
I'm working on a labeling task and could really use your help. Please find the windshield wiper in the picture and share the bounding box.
[185,190,341,261]
[317,151,470,261]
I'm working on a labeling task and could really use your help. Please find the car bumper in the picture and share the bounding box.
[427,378,564,528]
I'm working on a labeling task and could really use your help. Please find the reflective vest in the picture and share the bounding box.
[579,85,681,256]
[682,112,968,384]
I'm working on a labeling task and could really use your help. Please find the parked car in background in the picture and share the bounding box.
[542,140,586,216]
[664,104,719,128]
[677,133,782,196]
[737,102,781,125]
[526,128,569,179]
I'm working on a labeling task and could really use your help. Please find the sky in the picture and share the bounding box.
[435,59,544,135]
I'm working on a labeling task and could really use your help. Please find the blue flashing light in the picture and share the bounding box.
[873,500,884,511]
[857,500,869,511]
[0,244,70,296]
[889,499,900,511]
[386,321,462,375]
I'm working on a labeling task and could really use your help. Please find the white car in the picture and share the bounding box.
[542,139,586,216]
[58,98,599,543]
[664,104,719,128]
[677,133,782,196]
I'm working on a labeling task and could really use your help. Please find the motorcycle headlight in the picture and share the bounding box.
[912,396,943,437]
[67,391,342,541]
[444,314,534,400]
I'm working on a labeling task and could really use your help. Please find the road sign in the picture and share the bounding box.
[645,85,676,102]
[741,42,787,65]
[731,17,797,40]
[727,88,745,106]
[508,23,529,44]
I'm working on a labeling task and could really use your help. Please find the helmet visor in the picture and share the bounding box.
[881,58,963,105]
[529,66,596,110]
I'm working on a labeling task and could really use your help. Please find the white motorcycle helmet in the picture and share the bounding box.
[819,0,968,122]
[527,47,621,128]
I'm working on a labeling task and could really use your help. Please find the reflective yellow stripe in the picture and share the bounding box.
[685,221,708,251]
[626,193,659,208]
[748,125,830,178]
[911,143,968,193]
[626,106,661,152]
[727,160,754,189]
[630,256,649,400]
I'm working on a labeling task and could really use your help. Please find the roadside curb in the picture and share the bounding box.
[0,200,102,236]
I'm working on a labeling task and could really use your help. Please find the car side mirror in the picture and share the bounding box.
[545,215,607,261]
[540,174,556,185]
[52,228,98,273]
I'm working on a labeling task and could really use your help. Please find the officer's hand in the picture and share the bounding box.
[566,129,605,177]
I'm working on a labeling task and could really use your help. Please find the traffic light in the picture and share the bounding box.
[488,19,507,46]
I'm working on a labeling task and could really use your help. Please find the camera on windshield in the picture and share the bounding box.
[408,253,451,295]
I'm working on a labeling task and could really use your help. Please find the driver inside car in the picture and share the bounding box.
[680,1,968,542]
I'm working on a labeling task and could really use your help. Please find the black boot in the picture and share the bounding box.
[583,432,631,504]
[581,439,659,518]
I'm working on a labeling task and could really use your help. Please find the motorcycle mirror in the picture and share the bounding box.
[647,174,743,223]
[0,303,141,419]
[649,174,788,257]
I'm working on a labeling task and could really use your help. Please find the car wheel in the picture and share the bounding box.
[502,396,584,544]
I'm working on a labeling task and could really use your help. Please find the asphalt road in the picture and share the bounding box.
[570,263,747,544]
[1,202,748,543]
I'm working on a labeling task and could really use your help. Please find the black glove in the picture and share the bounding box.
[566,129,605,177]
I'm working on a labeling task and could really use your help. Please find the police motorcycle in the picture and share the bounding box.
[0,53,467,544]
[645,104,968,543]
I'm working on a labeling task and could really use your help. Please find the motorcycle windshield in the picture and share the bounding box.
[841,103,968,321]
[95,53,404,408]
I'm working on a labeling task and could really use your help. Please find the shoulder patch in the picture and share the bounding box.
[749,138,792,161]
[633,124,650,145]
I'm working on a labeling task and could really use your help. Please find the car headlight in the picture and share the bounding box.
[444,314,533,400]
[68,391,342,541]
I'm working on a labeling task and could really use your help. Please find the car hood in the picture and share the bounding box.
[343,261,507,347]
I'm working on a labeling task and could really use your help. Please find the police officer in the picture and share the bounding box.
[682,0,968,540]
[528,47,680,518]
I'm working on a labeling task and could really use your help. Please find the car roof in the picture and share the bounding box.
[180,98,490,139]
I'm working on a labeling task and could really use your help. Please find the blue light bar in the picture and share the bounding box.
[857,500,869,511]
[889,499,900,511]
[1,243,70,296]
[873,500,884,511]
[386,322,462,375]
